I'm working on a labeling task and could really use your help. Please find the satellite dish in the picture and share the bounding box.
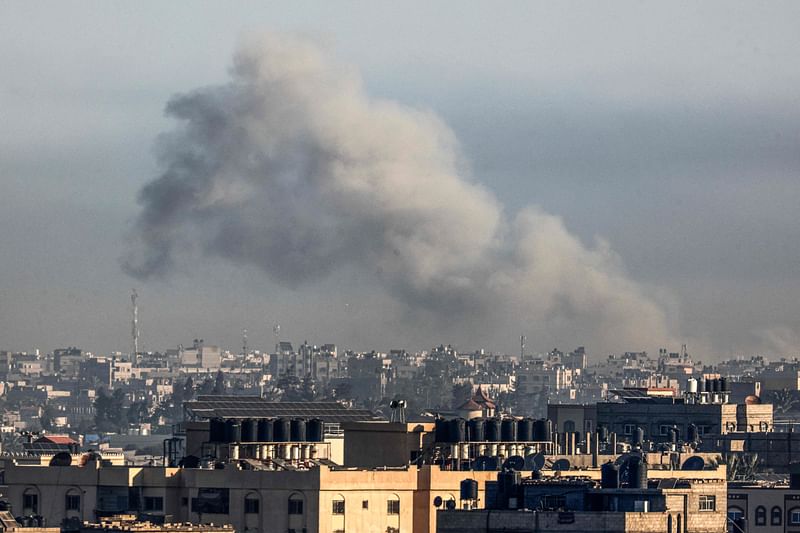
[681,456,706,471]
[49,452,72,467]
[525,453,546,471]
[474,456,498,471]
[504,455,525,471]
[433,496,443,508]
[390,400,399,408]
[552,458,571,471]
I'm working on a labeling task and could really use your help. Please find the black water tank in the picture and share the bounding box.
[704,379,712,393]
[209,418,226,443]
[687,424,698,443]
[668,427,678,444]
[468,418,485,442]
[460,479,479,501]
[486,418,501,442]
[224,419,241,443]
[720,377,728,392]
[501,419,518,442]
[449,418,467,443]
[532,419,549,441]
[257,418,274,442]
[517,418,534,442]
[307,418,324,442]
[291,418,307,441]
[274,418,291,442]
[601,462,620,488]
[241,419,257,442]
[435,418,449,443]
[628,457,647,489]
[712,379,720,393]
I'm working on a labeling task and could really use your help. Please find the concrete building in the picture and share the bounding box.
[596,391,773,443]
[0,460,499,533]
[727,474,800,533]
[437,463,728,533]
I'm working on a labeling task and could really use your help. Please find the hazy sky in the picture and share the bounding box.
[1,1,799,360]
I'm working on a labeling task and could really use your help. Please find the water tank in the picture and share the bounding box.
[687,424,698,443]
[486,418,501,442]
[686,378,698,394]
[517,418,534,442]
[720,377,728,392]
[627,457,648,489]
[449,418,467,443]
[209,418,226,443]
[307,418,324,442]
[468,418,486,442]
[435,418,449,443]
[274,418,291,442]
[633,427,645,446]
[601,462,620,488]
[257,418,274,442]
[460,479,479,501]
[224,419,241,443]
[597,426,608,443]
[241,419,257,442]
[668,427,678,444]
[291,418,307,442]
[703,378,712,393]
[501,419,518,442]
[711,379,720,393]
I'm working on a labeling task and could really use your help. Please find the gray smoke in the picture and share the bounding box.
[124,34,676,352]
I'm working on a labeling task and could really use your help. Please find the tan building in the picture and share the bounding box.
[727,476,800,533]
[0,458,501,533]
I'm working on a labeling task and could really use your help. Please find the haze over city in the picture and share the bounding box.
[2,1,800,359]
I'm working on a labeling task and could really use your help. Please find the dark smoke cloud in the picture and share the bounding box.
[124,34,676,352]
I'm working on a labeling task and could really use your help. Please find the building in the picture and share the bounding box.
[0,460,499,533]
[437,461,727,533]
[596,387,773,443]
[727,471,800,533]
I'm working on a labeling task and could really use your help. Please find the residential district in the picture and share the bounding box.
[2,339,800,533]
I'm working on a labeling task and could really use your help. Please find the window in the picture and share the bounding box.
[387,499,400,515]
[23,492,39,513]
[542,495,566,510]
[362,500,369,510]
[790,509,800,525]
[728,507,744,521]
[191,488,229,514]
[144,497,163,512]
[563,420,576,433]
[772,506,782,525]
[244,497,259,514]
[755,506,766,526]
[332,500,345,515]
[699,495,716,512]
[624,424,636,435]
[65,494,81,511]
[288,496,304,515]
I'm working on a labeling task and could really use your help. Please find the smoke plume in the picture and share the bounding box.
[124,34,676,353]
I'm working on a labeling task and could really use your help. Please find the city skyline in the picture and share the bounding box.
[2,2,800,359]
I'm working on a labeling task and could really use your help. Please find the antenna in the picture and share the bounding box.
[242,328,248,372]
[131,289,139,365]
